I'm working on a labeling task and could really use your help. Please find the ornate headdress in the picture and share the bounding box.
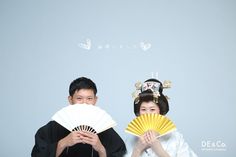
[132,80,171,104]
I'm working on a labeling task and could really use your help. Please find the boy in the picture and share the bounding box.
[32,77,126,157]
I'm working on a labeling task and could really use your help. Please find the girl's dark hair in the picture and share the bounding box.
[134,79,169,116]
[69,77,97,96]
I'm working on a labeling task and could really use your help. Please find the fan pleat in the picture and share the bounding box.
[52,104,116,133]
[125,114,176,137]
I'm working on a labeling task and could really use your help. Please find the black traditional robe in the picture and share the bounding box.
[31,121,126,157]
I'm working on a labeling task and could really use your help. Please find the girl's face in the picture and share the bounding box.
[139,101,160,115]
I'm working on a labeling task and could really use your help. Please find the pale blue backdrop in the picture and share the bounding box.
[0,0,236,156]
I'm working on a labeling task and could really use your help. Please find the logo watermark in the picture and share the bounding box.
[77,38,152,51]
[201,140,227,151]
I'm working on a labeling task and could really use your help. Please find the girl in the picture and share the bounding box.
[126,79,197,157]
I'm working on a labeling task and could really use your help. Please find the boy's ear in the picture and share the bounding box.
[94,96,98,105]
[68,96,73,105]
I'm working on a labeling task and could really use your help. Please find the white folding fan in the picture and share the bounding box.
[125,113,176,137]
[52,103,117,133]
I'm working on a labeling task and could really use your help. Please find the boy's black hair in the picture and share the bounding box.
[69,77,97,96]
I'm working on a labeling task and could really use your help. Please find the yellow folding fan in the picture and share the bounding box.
[125,114,176,137]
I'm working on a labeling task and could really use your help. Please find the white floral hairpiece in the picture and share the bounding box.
[132,82,142,104]
[132,80,171,104]
[163,80,172,88]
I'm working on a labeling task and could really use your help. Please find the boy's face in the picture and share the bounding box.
[68,89,97,105]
